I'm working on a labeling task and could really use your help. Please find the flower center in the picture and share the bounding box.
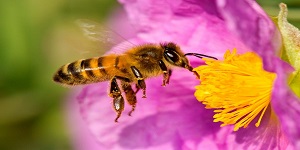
[194,49,276,131]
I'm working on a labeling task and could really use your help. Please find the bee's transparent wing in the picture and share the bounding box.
[76,19,137,55]
[76,19,131,46]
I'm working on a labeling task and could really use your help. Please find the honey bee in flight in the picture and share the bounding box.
[53,20,217,122]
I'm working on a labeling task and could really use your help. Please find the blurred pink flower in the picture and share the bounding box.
[71,0,300,149]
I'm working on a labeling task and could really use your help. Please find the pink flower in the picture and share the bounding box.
[73,0,300,149]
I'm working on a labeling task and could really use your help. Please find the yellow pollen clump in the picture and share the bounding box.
[194,49,276,131]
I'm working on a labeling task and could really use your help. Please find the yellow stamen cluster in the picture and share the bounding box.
[194,49,276,131]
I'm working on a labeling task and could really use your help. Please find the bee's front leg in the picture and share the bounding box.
[158,60,172,86]
[109,77,125,122]
[130,66,146,98]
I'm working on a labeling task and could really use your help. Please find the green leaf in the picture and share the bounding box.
[274,3,300,97]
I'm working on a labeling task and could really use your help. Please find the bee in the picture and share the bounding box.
[53,20,217,122]
[53,42,217,122]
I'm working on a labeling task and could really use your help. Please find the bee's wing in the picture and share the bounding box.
[76,19,133,46]
[76,19,137,56]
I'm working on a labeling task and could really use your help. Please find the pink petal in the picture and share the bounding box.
[225,106,290,150]
[215,0,279,71]
[66,89,102,150]
[271,58,300,149]
[119,0,251,58]
[78,75,230,149]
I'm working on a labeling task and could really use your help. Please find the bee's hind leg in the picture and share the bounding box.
[121,81,137,116]
[130,66,146,98]
[109,77,125,122]
[158,60,172,86]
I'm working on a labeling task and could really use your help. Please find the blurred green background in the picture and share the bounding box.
[0,0,299,150]
[0,0,118,149]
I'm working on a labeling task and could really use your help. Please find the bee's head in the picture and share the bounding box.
[161,42,193,71]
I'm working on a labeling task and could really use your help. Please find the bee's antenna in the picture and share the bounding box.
[184,53,218,60]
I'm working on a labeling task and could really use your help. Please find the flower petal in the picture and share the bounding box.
[119,0,251,58]
[78,75,227,149]
[215,0,279,71]
[66,89,103,150]
[226,106,290,150]
[271,58,300,149]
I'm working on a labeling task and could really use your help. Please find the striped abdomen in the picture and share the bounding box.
[53,56,112,85]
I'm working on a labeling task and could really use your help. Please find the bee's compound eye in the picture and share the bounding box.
[164,49,180,64]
